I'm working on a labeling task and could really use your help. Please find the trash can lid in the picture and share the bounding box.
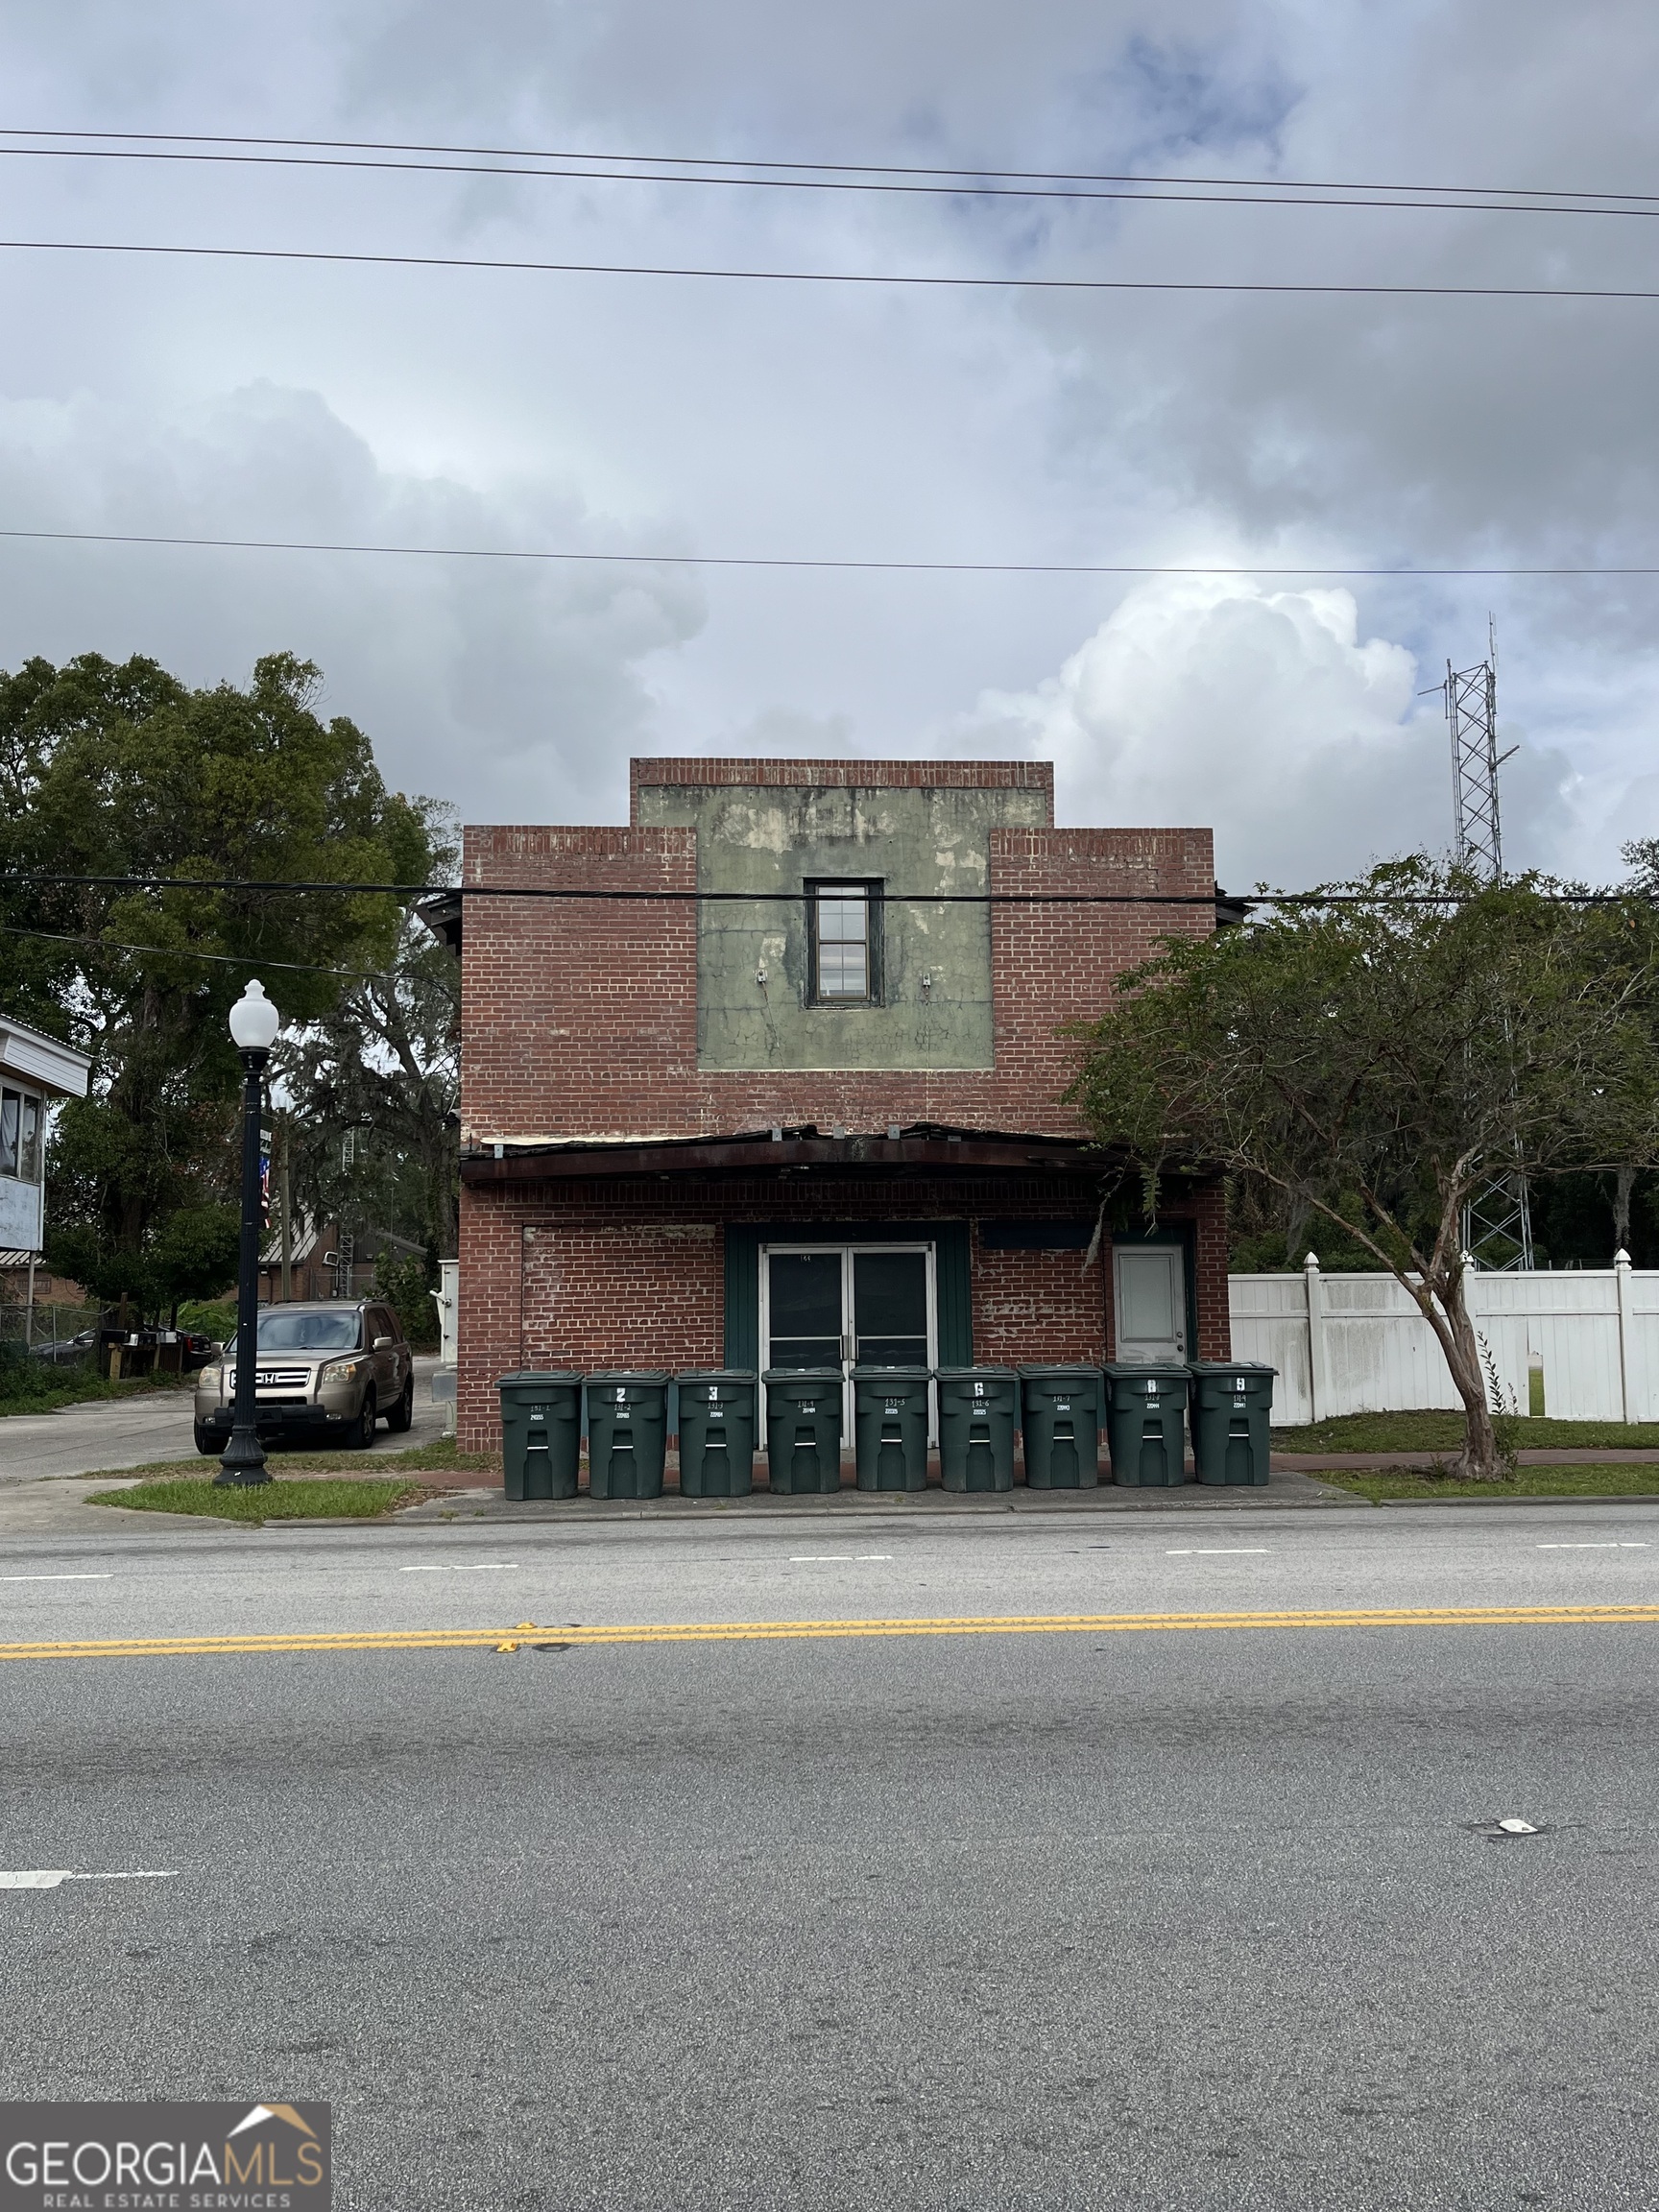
[935,1364,1019,1382]
[1019,1364,1103,1380]
[496,1368,583,1387]
[677,1368,757,1385]
[851,1363,931,1382]
[761,1366,843,1384]
[586,1369,671,1385]
[1185,1360,1278,1376]
[1104,1362,1192,1378]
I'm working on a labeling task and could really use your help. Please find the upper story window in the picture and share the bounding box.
[0,1088,41,1183]
[807,880,882,1006]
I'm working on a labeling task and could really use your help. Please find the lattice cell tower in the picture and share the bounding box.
[1447,627,1533,1269]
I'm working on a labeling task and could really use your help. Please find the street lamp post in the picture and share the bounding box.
[216,979,281,1488]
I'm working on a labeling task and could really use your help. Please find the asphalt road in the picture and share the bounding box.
[0,1355,450,1482]
[2,1505,1656,2211]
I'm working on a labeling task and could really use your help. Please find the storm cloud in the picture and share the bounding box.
[1,0,1653,877]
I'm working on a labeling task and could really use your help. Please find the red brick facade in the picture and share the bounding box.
[456,759,1228,1452]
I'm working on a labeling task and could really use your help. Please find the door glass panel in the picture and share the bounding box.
[854,1251,928,1366]
[767,1252,844,1367]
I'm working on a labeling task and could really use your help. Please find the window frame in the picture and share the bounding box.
[805,878,884,1008]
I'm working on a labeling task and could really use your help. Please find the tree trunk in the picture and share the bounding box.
[1613,1165,1636,1255]
[1439,1268,1503,1479]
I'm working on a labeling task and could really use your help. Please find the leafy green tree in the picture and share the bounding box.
[276,886,460,1266]
[0,650,440,1317]
[1069,859,1659,1479]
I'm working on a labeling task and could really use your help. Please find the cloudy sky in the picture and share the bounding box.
[2,0,1656,886]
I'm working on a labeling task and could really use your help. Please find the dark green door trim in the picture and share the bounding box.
[725,1221,971,1370]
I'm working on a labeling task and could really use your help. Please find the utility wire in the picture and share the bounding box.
[0,875,1647,909]
[4,236,1659,301]
[5,126,1653,207]
[2,525,1655,579]
[0,920,388,979]
[4,140,1656,220]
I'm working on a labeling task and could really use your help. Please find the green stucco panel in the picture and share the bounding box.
[637,782,1049,1070]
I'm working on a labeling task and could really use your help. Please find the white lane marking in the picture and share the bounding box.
[0,1870,178,1889]
[1166,1549,1269,1556]
[398,1563,517,1573]
[1497,1819,1537,1835]
[1535,1542,1644,1550]
[789,1554,895,1563]
[0,1574,113,1583]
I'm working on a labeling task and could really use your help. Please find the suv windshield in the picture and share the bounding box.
[225,1310,362,1358]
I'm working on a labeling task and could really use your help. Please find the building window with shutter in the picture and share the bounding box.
[806,880,882,1006]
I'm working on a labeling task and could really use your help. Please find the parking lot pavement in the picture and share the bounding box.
[0,1356,448,1486]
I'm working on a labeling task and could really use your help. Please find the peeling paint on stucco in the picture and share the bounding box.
[637,780,1048,1071]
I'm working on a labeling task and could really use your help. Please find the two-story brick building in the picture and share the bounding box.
[453,757,1230,1455]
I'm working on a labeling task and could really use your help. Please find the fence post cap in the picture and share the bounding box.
[1302,1250,1320,1272]
[1615,1246,1633,1269]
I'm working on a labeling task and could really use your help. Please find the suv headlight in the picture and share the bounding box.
[319,1356,370,1386]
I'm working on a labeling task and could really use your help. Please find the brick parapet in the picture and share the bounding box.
[630,757,1054,823]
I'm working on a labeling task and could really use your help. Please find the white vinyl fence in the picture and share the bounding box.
[1230,1254,1659,1426]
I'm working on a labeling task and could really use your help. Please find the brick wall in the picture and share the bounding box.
[972,1237,1108,1366]
[457,1171,1227,1448]
[460,803,1214,1147]
[630,757,1055,819]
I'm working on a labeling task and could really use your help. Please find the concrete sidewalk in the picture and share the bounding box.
[0,1356,450,1485]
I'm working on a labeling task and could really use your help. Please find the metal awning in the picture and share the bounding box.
[459,1122,1198,1186]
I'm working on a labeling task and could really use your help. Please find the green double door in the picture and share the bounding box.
[761,1243,936,1439]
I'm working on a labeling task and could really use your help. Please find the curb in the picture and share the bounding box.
[1376,1491,1659,1508]
[393,1486,1357,1525]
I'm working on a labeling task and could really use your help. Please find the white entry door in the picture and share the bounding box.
[1114,1244,1188,1362]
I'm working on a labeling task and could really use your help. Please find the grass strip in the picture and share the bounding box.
[0,1368,194,1420]
[1271,1410,1659,1454]
[85,1477,426,1522]
[1316,1463,1659,1503]
[75,1438,501,1484]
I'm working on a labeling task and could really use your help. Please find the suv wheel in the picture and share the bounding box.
[387,1373,414,1433]
[193,1422,218,1457]
[349,1389,377,1450]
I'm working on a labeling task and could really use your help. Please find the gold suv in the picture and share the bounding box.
[193,1299,415,1455]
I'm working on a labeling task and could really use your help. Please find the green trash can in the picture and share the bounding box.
[497,1371,582,1502]
[853,1365,931,1492]
[1188,1361,1276,1486]
[1020,1366,1102,1489]
[762,1369,844,1494]
[586,1371,670,1500]
[676,1370,757,1498]
[1104,1364,1191,1487]
[936,1367,1019,1492]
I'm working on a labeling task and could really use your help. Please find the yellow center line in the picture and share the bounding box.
[1,1604,1657,1660]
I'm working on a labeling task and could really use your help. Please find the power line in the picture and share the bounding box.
[4,525,1657,579]
[3,138,1656,221]
[5,126,1653,207]
[0,920,388,979]
[0,874,1647,909]
[6,235,1659,301]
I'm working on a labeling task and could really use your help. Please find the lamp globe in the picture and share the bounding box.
[228,979,281,1052]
